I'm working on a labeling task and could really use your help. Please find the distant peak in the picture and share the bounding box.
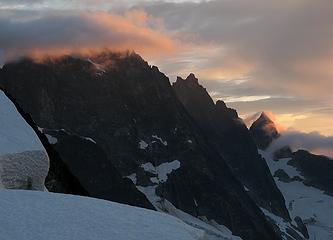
[255,113,272,126]
[216,100,227,108]
[176,76,184,82]
[260,111,274,122]
[186,73,198,83]
[250,111,280,149]
[174,73,200,87]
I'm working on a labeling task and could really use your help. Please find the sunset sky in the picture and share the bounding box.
[0,0,332,140]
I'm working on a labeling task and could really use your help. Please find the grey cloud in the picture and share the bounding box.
[0,9,177,64]
[267,131,333,158]
[227,97,319,115]
[142,0,333,103]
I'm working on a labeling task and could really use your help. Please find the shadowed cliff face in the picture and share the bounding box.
[0,86,154,209]
[0,52,280,240]
[173,74,290,221]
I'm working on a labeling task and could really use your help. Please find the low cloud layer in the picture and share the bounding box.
[0,9,178,64]
[268,130,333,158]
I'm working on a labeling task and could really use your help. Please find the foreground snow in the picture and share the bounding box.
[0,190,207,240]
[0,91,44,155]
[0,91,49,190]
[260,150,333,240]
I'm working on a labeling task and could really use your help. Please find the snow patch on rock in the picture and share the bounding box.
[81,136,96,144]
[156,160,180,183]
[152,135,168,146]
[139,140,149,149]
[141,160,181,183]
[45,134,58,144]
[141,162,157,175]
[126,173,137,185]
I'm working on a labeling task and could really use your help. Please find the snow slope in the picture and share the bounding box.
[0,91,44,155]
[260,150,333,240]
[0,190,206,240]
[0,91,48,190]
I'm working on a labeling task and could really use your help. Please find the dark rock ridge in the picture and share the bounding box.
[43,129,155,209]
[1,86,153,209]
[289,150,333,196]
[0,87,88,196]
[249,112,280,150]
[0,52,280,240]
[173,74,290,221]
[273,146,293,160]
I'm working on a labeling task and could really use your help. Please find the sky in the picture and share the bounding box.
[0,0,332,150]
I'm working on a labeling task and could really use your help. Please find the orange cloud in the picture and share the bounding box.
[1,10,179,63]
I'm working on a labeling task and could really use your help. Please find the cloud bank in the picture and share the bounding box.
[268,130,333,158]
[0,9,178,64]
[143,0,333,104]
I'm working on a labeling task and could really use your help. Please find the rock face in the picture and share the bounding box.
[290,150,333,196]
[1,86,154,210]
[0,52,280,240]
[173,74,290,221]
[249,112,280,150]
[43,129,155,209]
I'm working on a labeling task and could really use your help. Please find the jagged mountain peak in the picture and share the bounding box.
[185,73,199,83]
[175,73,199,86]
[250,111,280,150]
[173,74,291,224]
[258,111,275,124]
[1,56,282,240]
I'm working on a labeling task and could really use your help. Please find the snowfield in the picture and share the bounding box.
[260,150,333,240]
[0,91,44,155]
[0,190,207,240]
[0,91,49,190]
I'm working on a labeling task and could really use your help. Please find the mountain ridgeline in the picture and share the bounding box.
[0,52,305,240]
[173,75,289,220]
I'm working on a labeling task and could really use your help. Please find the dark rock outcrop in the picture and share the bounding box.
[0,52,280,240]
[273,146,293,160]
[289,150,333,196]
[1,86,153,209]
[0,87,88,196]
[173,74,290,221]
[43,129,155,209]
[249,112,280,150]
[294,216,309,239]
